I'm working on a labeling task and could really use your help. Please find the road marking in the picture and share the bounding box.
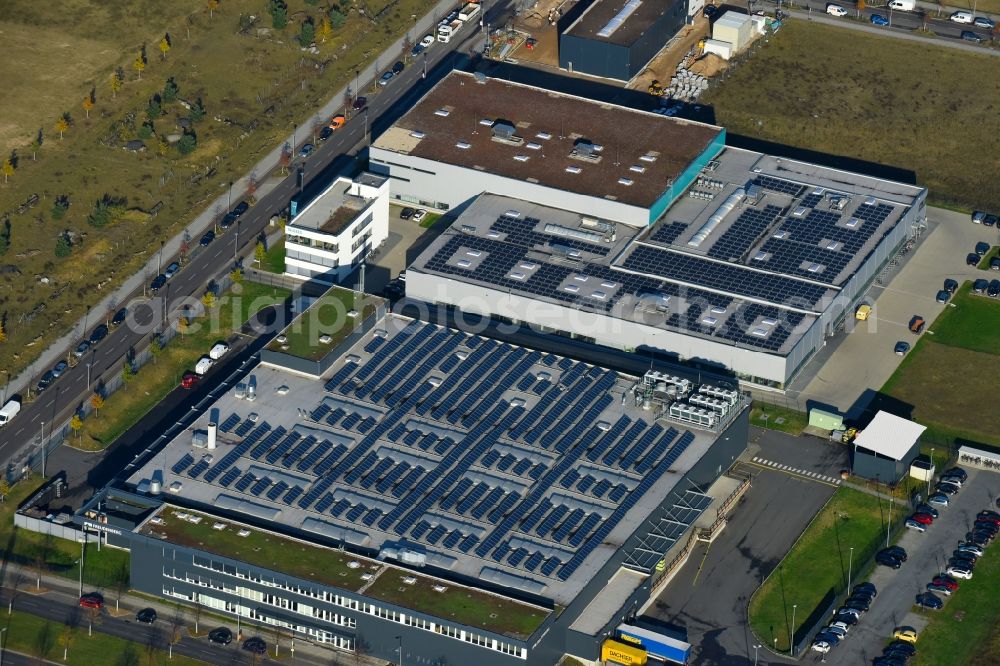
[691,540,713,586]
[746,459,841,487]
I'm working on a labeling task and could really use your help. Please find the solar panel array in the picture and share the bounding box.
[753,175,806,198]
[170,321,702,586]
[707,205,785,261]
[648,221,688,246]
[490,215,610,257]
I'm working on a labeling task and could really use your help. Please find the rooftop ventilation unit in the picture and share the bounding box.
[455,141,471,149]
[845,217,861,228]
[479,118,495,126]
[753,251,770,262]
[505,210,522,219]
[526,142,542,150]
[618,178,634,186]
[565,165,582,174]
[513,154,530,162]
[688,188,746,248]
[570,141,602,163]
[550,243,582,259]
[456,259,472,268]
[435,108,451,117]
[630,165,647,174]
[635,291,670,313]
[491,121,523,145]
[474,71,487,84]
[792,206,809,217]
[460,224,476,233]
[597,0,643,37]
[580,217,616,238]
[409,130,426,139]
[863,196,877,206]
[536,131,552,140]
[544,223,604,244]
[639,153,657,163]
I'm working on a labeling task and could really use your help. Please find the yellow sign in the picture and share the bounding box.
[618,633,643,646]
[601,639,648,665]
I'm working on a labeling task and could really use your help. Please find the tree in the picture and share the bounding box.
[230,268,243,284]
[855,0,864,15]
[54,234,72,258]
[134,46,147,79]
[89,393,104,412]
[329,7,347,28]
[317,15,333,42]
[163,77,180,103]
[149,336,163,364]
[82,96,94,119]
[202,291,217,310]
[246,171,258,203]
[56,112,73,139]
[254,241,265,267]
[278,143,291,174]
[112,560,129,612]
[299,17,316,47]
[30,127,43,160]
[190,97,206,123]
[1,158,13,184]
[0,477,8,502]
[208,0,219,18]
[147,94,163,121]
[59,622,75,661]
[177,315,189,336]
[52,194,69,220]
[138,122,154,140]
[69,414,83,441]
[121,361,135,385]
[110,68,124,98]
[177,130,197,155]
[87,193,127,227]
[159,33,172,60]
[268,0,288,28]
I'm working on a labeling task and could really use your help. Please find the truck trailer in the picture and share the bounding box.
[617,624,691,665]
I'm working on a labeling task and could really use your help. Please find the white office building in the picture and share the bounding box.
[284,173,390,284]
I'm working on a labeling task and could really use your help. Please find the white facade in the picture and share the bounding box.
[283,173,389,284]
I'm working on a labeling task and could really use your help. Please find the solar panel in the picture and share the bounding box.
[219,467,242,487]
[234,473,256,493]
[218,414,241,433]
[266,481,289,501]
[187,460,210,478]
[345,504,366,522]
[282,486,303,505]
[171,454,195,475]
[282,436,318,469]
[442,530,463,549]
[471,487,505,520]
[249,478,271,496]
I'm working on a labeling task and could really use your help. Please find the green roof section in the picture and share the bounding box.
[267,287,378,362]
[140,505,550,639]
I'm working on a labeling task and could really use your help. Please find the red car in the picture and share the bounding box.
[181,373,199,389]
[910,512,934,525]
[931,575,959,591]
[79,594,103,609]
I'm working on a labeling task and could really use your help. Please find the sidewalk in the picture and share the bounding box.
[4,0,461,403]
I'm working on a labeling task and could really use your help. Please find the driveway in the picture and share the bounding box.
[801,467,1000,664]
[792,206,1000,417]
[645,452,838,664]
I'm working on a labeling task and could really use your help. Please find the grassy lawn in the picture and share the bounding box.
[749,487,897,653]
[260,237,286,274]
[0,608,205,666]
[912,539,1000,666]
[879,283,1000,448]
[142,505,549,639]
[75,281,290,449]
[702,21,1000,212]
[419,212,442,228]
[749,402,807,435]
[0,0,438,386]
[268,287,376,361]
[976,246,999,270]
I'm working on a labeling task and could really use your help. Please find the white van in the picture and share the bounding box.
[888,0,915,10]
[194,356,215,376]
[0,399,21,426]
[209,342,229,360]
[826,3,848,16]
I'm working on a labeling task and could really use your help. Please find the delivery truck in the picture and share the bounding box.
[0,399,21,426]
[617,624,691,665]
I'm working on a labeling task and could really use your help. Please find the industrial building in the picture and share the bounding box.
[284,173,389,284]
[851,411,924,482]
[369,71,726,227]
[558,0,690,81]
[72,300,749,666]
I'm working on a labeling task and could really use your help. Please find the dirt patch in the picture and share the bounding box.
[630,16,710,92]
[688,52,728,77]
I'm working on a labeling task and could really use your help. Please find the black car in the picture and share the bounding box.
[400,207,416,220]
[233,201,249,217]
[967,252,981,267]
[915,504,939,519]
[943,278,958,294]
[886,641,917,657]
[844,597,870,613]
[876,550,903,569]
[833,612,859,626]
[915,592,943,610]
[975,241,991,256]
[944,467,968,482]
[948,557,975,571]
[974,278,990,293]
[991,257,1000,271]
[884,545,908,562]
[937,482,959,495]
[973,520,999,534]
[36,371,55,393]
[111,307,128,328]
[935,289,951,303]
[854,582,878,598]
[874,657,908,666]
[242,637,266,654]
[952,549,977,564]
[150,274,167,293]
[319,126,334,141]
[89,324,109,346]
[200,231,215,246]
[353,96,368,110]
[985,214,999,227]
[392,60,405,74]
[961,29,984,42]
[967,531,993,547]
[136,608,157,624]
[219,212,239,230]
[208,627,233,645]
[989,279,1000,297]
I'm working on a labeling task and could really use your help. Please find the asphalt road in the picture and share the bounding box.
[0,22,485,481]
[761,0,995,41]
[804,467,1000,665]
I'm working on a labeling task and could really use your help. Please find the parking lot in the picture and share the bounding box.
[801,467,1000,665]
[791,206,1000,418]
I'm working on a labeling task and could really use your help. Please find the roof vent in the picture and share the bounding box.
[564,284,580,293]
[505,210,522,219]
[863,196,877,206]
[536,131,552,140]
[845,217,861,228]
[491,121,523,145]
[570,140,602,163]
[701,316,718,326]
[639,153,657,163]
[629,165,647,173]
[513,155,530,162]
[479,118,495,126]
[526,142,542,150]
[753,251,770,262]
[456,259,472,268]
[434,108,451,117]
[509,271,526,280]
[409,130,426,139]
[456,141,471,149]
[565,166,582,174]
[618,178,634,186]
[792,206,808,217]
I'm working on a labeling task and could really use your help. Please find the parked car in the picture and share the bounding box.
[162,262,180,280]
[972,211,986,224]
[352,96,368,110]
[967,252,981,267]
[885,545,908,561]
[908,315,925,334]
[826,3,848,15]
[150,274,167,293]
[319,126,334,142]
[49,361,68,379]
[328,114,345,130]
[986,214,1000,227]
[871,13,890,25]
[136,608,157,624]
[926,582,952,596]
[936,289,951,303]
[811,640,832,654]
[975,241,991,256]
[952,550,977,565]
[974,278,990,293]
[844,597,870,612]
[905,518,927,532]
[412,209,427,222]
[991,257,1000,271]
[821,624,847,639]
[940,474,964,487]
[208,627,233,645]
[932,575,958,590]
[943,278,958,294]
[200,231,215,247]
[988,279,1000,297]
[886,641,917,657]
[961,29,984,42]
[974,15,996,28]
[400,207,416,220]
[79,594,103,609]
[946,565,973,579]
[977,510,1000,522]
[950,10,974,22]
[233,201,249,217]
[910,512,934,525]
[915,504,938,519]
[420,34,435,48]
[220,212,239,229]
[928,493,949,507]
[378,70,396,86]
[894,341,910,356]
[73,340,91,358]
[833,611,859,626]
[89,324,109,346]
[704,4,720,18]
[915,592,943,610]
[36,371,55,393]
[242,637,267,654]
[814,631,841,647]
[392,60,405,74]
[893,626,919,643]
[936,482,959,495]
[298,143,315,158]
[877,550,903,568]
[945,467,968,482]
[181,373,199,389]
[854,582,878,598]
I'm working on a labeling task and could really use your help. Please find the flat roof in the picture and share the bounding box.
[565,0,682,46]
[127,314,724,613]
[289,177,371,236]
[266,288,377,361]
[854,412,926,461]
[371,71,722,209]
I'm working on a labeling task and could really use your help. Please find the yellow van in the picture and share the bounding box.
[855,304,872,321]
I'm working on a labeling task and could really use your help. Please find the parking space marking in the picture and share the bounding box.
[751,457,842,486]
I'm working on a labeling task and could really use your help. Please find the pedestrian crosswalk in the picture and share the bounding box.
[752,456,842,484]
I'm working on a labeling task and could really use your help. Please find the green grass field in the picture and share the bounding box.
[260,237,286,273]
[0,0,436,387]
[702,21,1000,213]
[1,608,205,666]
[268,287,375,360]
[749,403,807,435]
[75,280,290,449]
[749,487,898,653]
[912,539,1000,665]
[976,246,999,270]
[880,283,1000,447]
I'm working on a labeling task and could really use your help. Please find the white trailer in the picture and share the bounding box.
[209,342,230,360]
[459,3,481,21]
[194,356,215,376]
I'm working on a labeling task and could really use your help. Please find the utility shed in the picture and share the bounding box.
[851,411,925,482]
[712,12,756,53]
[808,408,844,431]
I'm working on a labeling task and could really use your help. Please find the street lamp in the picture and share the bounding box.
[753,643,761,666]
[790,604,797,656]
[848,546,854,590]
[40,420,46,477]
[396,635,402,666]
[0,626,7,666]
